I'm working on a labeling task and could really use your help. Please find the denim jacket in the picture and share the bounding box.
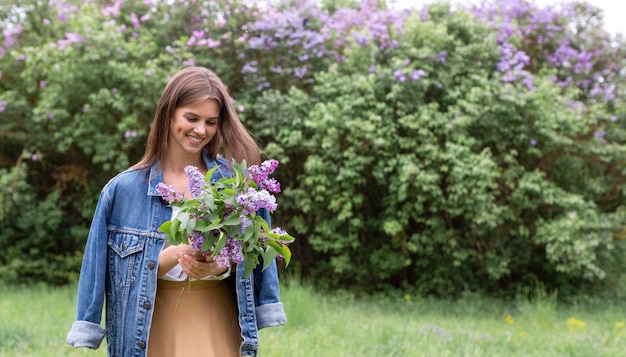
[66,153,286,356]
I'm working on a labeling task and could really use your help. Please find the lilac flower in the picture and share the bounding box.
[248,160,281,192]
[130,12,140,29]
[410,70,426,81]
[206,38,221,48]
[189,230,205,251]
[353,32,368,46]
[271,66,283,73]
[48,113,55,119]
[393,69,406,82]
[241,61,258,74]
[3,25,22,47]
[0,101,6,112]
[39,80,46,88]
[256,81,270,91]
[183,58,196,67]
[237,105,245,113]
[31,154,38,161]
[236,188,277,214]
[593,130,606,139]
[420,5,429,22]
[43,18,50,25]
[369,65,377,73]
[211,237,244,268]
[240,216,253,231]
[610,116,617,122]
[156,183,184,203]
[294,65,308,78]
[530,139,537,146]
[270,227,288,237]
[437,51,447,63]
[102,0,122,18]
[184,165,205,198]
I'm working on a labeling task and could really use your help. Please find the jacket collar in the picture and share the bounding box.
[146,151,225,196]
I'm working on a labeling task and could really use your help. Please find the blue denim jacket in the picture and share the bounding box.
[66,154,286,356]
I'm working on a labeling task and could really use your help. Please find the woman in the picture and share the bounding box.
[67,67,286,357]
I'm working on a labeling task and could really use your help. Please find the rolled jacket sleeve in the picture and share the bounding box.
[66,321,106,349]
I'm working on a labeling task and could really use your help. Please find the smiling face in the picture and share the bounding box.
[168,99,220,159]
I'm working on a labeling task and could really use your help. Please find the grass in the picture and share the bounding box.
[1,281,626,356]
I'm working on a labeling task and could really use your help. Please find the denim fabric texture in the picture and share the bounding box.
[66,152,286,357]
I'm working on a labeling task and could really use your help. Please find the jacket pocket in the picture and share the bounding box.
[108,233,146,287]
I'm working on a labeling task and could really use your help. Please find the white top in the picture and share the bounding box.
[160,206,230,281]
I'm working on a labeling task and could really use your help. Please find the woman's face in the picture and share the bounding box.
[168,99,220,157]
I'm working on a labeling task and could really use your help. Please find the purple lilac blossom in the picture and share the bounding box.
[211,237,244,268]
[270,227,288,237]
[236,188,278,214]
[184,165,205,198]
[410,70,425,81]
[156,183,184,203]
[0,101,7,112]
[189,230,205,251]
[420,5,428,21]
[294,65,308,78]
[248,160,281,192]
[437,51,447,63]
[393,69,406,82]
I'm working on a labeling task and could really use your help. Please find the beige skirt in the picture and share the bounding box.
[147,279,242,357]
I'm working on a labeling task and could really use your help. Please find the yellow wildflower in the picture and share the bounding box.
[505,315,515,325]
[567,317,586,331]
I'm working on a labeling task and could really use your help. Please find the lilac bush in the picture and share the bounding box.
[1,0,625,296]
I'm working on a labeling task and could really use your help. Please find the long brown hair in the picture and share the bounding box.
[131,67,261,170]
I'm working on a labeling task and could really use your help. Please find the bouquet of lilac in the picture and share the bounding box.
[156,159,294,278]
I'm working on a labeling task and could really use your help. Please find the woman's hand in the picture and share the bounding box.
[178,253,229,279]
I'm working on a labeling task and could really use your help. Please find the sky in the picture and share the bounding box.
[389,0,625,36]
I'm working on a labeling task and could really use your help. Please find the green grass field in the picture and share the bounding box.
[1,281,625,356]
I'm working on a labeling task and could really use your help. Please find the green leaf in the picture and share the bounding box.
[213,231,227,255]
[282,245,292,267]
[181,198,200,209]
[204,166,218,182]
[201,234,217,252]
[159,221,172,235]
[243,252,258,279]
[222,214,242,226]
[262,246,276,271]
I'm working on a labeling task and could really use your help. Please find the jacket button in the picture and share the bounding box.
[139,342,146,349]
[147,262,155,269]
[144,302,151,309]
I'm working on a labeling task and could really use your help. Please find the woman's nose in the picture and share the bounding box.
[193,123,206,135]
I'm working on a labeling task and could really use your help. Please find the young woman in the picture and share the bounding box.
[67,67,286,357]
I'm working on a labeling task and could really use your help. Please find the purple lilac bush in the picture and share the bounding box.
[1,0,625,297]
